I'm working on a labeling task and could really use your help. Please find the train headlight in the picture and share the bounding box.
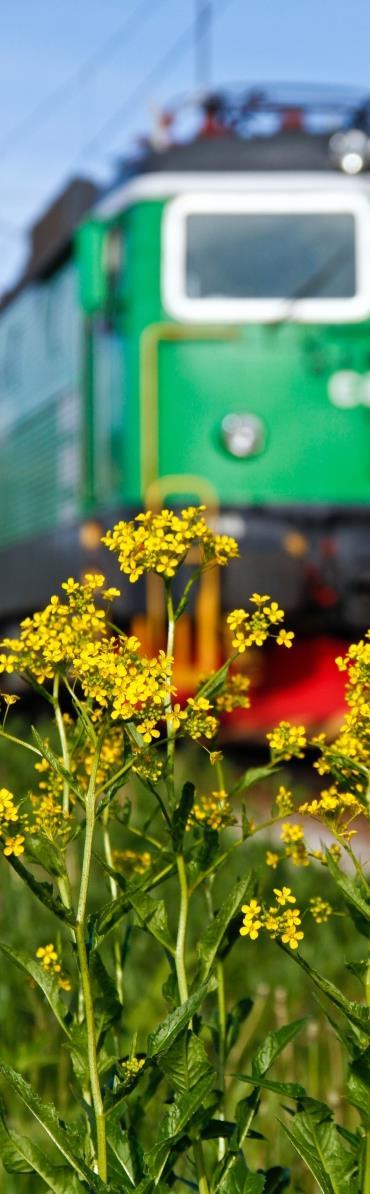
[221,413,266,458]
[329,129,369,175]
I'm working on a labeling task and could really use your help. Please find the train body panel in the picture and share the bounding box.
[1,92,370,723]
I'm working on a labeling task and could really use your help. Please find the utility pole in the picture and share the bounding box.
[195,1,212,91]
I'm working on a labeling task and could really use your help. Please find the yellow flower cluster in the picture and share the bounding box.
[184,695,218,741]
[227,595,293,654]
[267,721,306,761]
[131,748,163,783]
[119,1056,145,1082]
[215,672,250,713]
[112,849,151,875]
[309,897,333,924]
[0,574,110,683]
[299,785,363,839]
[36,943,71,991]
[103,507,238,583]
[240,888,304,950]
[275,785,294,815]
[312,634,370,786]
[280,822,309,867]
[73,635,172,730]
[192,789,236,830]
[0,788,25,858]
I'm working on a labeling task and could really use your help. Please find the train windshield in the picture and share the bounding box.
[185,212,356,300]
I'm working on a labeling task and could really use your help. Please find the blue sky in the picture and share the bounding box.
[1,0,370,293]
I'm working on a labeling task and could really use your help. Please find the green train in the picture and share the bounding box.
[1,85,370,725]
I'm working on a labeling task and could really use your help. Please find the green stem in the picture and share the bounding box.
[216,959,226,1160]
[75,923,107,1181]
[175,854,210,1194]
[53,674,71,816]
[102,807,124,1004]
[364,958,370,1193]
[75,735,107,1181]
[0,728,41,755]
[165,583,176,809]
[175,854,189,1003]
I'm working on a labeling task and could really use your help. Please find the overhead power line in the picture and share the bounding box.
[0,0,165,160]
[76,0,235,165]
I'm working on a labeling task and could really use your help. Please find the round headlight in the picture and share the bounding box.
[329,129,369,174]
[221,413,266,458]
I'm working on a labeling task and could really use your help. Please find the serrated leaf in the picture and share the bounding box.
[325,852,370,926]
[347,1048,370,1125]
[89,863,174,951]
[0,942,70,1034]
[230,766,277,797]
[91,952,122,1040]
[251,1019,307,1078]
[0,1064,101,1189]
[0,1112,86,1191]
[216,1153,265,1193]
[106,1116,142,1186]
[214,1151,265,1193]
[281,1105,360,1194]
[172,783,195,852]
[145,1072,215,1180]
[281,945,370,1037]
[157,1029,213,1092]
[129,890,173,953]
[31,728,83,803]
[147,978,215,1059]
[26,833,67,878]
[198,874,255,982]
[3,850,74,923]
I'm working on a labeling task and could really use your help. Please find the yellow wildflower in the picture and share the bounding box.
[102,507,238,583]
[310,897,332,924]
[267,722,306,761]
[4,834,25,857]
[266,851,279,869]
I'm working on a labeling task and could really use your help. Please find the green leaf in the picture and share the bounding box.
[226,998,254,1055]
[281,1104,360,1194]
[145,1072,215,1180]
[281,945,370,1037]
[157,1029,213,1092]
[237,1074,306,1099]
[0,1112,86,1191]
[0,1064,101,1190]
[0,942,70,1035]
[31,727,83,803]
[129,890,173,953]
[230,766,277,797]
[216,1153,265,1193]
[251,1019,307,1078]
[91,952,122,1039]
[347,1048,370,1125]
[3,851,74,924]
[325,852,370,926]
[198,874,256,982]
[89,864,175,950]
[106,1116,142,1187]
[147,978,215,1059]
[25,833,67,878]
[172,783,195,852]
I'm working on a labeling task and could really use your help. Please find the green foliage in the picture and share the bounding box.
[1,507,370,1193]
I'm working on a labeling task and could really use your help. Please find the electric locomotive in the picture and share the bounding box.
[1,84,370,727]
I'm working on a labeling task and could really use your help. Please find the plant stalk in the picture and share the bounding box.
[75,735,107,1181]
[102,807,124,1003]
[53,673,71,815]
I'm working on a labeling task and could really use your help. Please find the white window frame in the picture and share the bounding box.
[162,190,370,323]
